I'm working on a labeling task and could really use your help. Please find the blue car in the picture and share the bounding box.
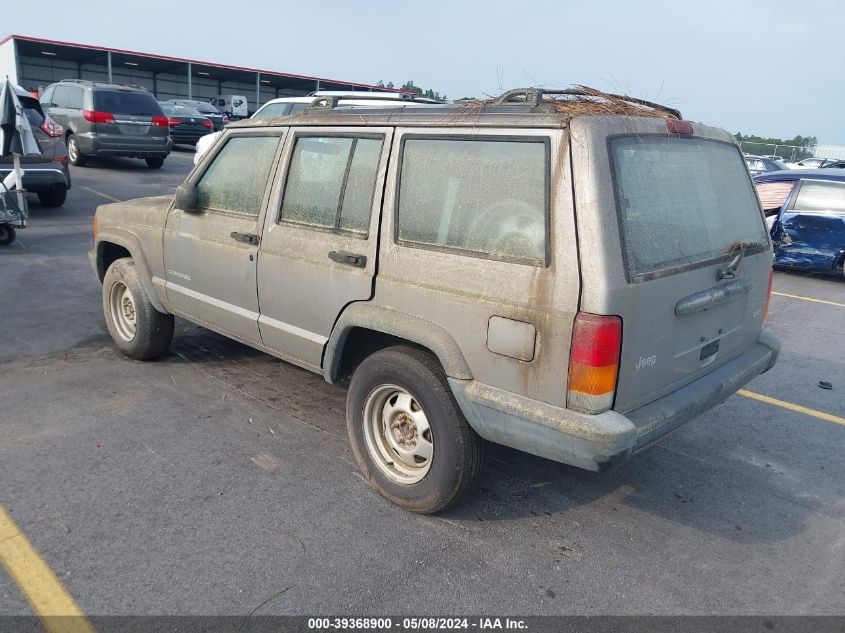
[754,169,845,277]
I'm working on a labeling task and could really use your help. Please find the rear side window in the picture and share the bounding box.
[279,136,384,236]
[792,181,845,215]
[93,90,162,116]
[610,136,768,279]
[396,137,548,265]
[196,136,280,216]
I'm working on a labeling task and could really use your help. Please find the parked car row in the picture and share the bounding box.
[33,79,238,174]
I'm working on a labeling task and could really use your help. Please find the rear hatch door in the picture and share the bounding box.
[93,90,168,147]
[571,116,772,413]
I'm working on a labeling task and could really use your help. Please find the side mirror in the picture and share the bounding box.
[174,182,198,211]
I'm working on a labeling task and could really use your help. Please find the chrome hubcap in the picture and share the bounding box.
[363,385,434,484]
[109,281,137,342]
[68,138,78,161]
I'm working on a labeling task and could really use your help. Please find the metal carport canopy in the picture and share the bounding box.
[3,34,409,107]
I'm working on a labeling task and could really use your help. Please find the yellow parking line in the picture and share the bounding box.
[79,186,121,203]
[0,506,95,633]
[738,390,845,426]
[771,291,845,309]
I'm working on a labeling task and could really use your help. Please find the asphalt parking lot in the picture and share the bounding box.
[1,148,843,618]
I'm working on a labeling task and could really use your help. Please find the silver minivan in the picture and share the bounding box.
[90,88,779,513]
[41,80,172,169]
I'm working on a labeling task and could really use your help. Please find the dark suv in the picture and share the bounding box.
[0,85,70,207]
[40,80,172,169]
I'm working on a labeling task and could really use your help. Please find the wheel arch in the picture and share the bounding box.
[323,304,473,385]
[95,231,169,314]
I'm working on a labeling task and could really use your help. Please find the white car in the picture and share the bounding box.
[787,157,834,169]
[194,92,443,165]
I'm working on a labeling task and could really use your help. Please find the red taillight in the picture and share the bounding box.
[202,119,213,128]
[151,116,169,127]
[667,119,693,135]
[54,155,68,167]
[567,313,622,414]
[40,115,63,137]
[82,110,115,124]
[166,117,182,127]
[763,268,773,322]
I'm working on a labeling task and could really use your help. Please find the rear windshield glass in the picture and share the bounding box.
[254,103,291,118]
[610,136,768,278]
[19,96,45,127]
[94,91,162,116]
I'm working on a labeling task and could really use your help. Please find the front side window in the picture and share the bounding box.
[610,136,768,279]
[51,85,69,108]
[67,86,84,110]
[195,136,280,216]
[397,137,548,265]
[279,136,383,236]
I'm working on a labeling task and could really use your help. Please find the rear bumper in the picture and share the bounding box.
[171,131,210,144]
[0,165,71,192]
[77,133,172,158]
[449,330,780,472]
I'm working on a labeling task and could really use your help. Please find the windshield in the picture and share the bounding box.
[610,136,768,279]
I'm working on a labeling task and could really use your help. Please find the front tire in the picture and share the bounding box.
[102,257,174,360]
[0,223,16,246]
[67,134,87,166]
[145,157,164,169]
[347,345,487,513]
[37,187,67,207]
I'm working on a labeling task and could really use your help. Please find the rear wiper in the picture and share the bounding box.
[717,241,754,280]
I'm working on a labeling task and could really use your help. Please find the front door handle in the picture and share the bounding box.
[328,250,366,268]
[231,231,259,245]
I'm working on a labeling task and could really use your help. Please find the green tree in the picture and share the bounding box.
[735,132,818,162]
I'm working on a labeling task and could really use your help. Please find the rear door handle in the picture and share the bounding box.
[230,231,259,245]
[328,250,366,268]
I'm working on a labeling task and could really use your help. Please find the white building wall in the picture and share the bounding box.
[0,39,18,85]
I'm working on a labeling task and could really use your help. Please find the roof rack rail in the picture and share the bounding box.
[305,93,443,111]
[493,87,682,119]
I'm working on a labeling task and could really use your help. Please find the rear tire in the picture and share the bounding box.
[37,187,67,207]
[67,134,87,166]
[102,257,174,360]
[145,157,164,169]
[347,345,487,513]
[0,224,15,246]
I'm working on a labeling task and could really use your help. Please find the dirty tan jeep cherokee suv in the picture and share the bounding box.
[90,88,779,513]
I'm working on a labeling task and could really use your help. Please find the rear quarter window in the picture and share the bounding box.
[610,136,768,280]
[396,137,549,265]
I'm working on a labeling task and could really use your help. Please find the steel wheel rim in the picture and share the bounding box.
[362,384,434,484]
[109,281,137,342]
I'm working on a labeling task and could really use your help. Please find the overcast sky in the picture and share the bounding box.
[7,0,843,144]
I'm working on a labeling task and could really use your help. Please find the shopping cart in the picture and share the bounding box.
[0,183,27,246]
